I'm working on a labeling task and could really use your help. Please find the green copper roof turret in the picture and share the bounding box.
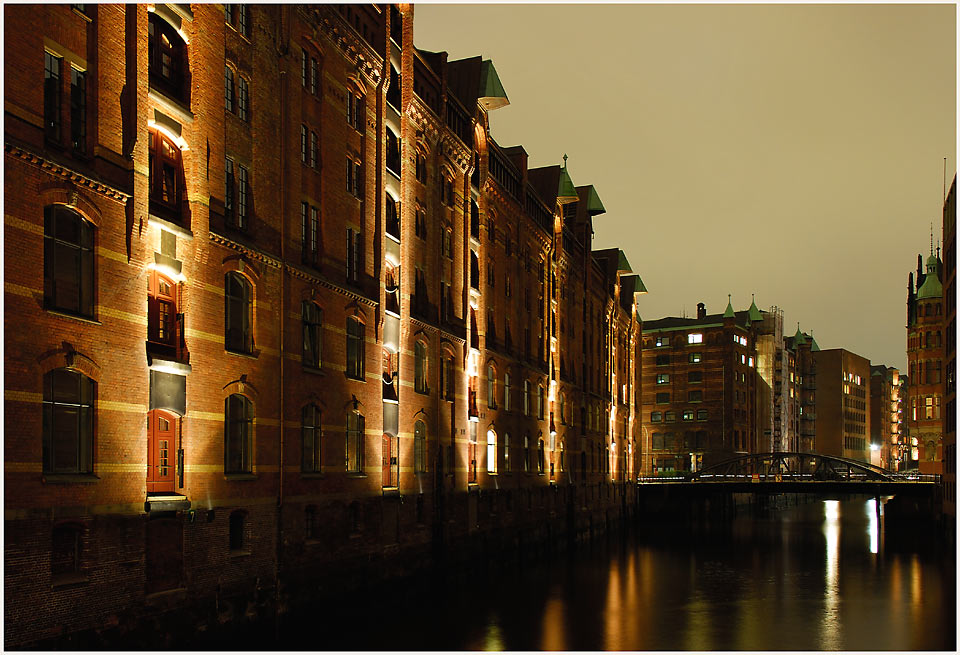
[793,324,806,346]
[616,250,632,273]
[809,332,820,352]
[477,59,509,111]
[723,295,735,318]
[583,185,606,215]
[557,155,578,201]
[917,269,942,299]
[748,295,763,322]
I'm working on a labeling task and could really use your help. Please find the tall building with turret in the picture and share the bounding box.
[906,243,945,474]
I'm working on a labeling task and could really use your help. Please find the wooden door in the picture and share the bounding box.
[147,409,176,493]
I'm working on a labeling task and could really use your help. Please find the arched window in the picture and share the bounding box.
[537,438,545,473]
[414,341,428,393]
[44,205,94,317]
[224,393,253,473]
[415,151,427,183]
[224,272,252,354]
[504,373,511,411]
[486,429,497,473]
[414,420,426,473]
[386,127,400,177]
[523,434,530,472]
[346,317,364,379]
[237,76,249,121]
[43,368,95,474]
[301,404,321,472]
[559,392,566,424]
[346,411,365,473]
[470,200,480,239]
[149,127,184,222]
[487,365,496,408]
[523,380,530,416]
[537,385,545,419]
[148,13,188,102]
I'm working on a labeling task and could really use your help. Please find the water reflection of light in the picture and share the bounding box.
[866,498,879,554]
[604,558,621,650]
[820,500,841,650]
[483,618,504,651]
[541,594,566,651]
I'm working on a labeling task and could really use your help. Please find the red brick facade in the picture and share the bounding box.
[4,5,644,646]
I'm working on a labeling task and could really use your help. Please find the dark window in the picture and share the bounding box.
[415,207,426,240]
[70,67,86,152]
[656,354,670,366]
[228,511,245,551]
[386,128,400,176]
[300,126,308,163]
[225,66,235,112]
[51,524,83,578]
[346,412,364,472]
[386,196,400,240]
[346,317,364,380]
[347,92,363,131]
[656,392,670,404]
[302,301,322,369]
[689,390,703,402]
[305,506,317,539]
[310,57,318,96]
[42,368,94,474]
[346,228,363,282]
[387,64,400,110]
[238,76,249,120]
[237,165,249,229]
[44,205,94,317]
[224,272,252,354]
[688,370,703,383]
[302,404,322,472]
[346,159,362,198]
[149,128,183,222]
[415,152,426,183]
[224,394,252,473]
[237,4,248,37]
[414,420,426,473]
[310,131,318,169]
[225,158,235,223]
[414,342,428,393]
[301,49,308,88]
[148,13,187,101]
[44,52,62,142]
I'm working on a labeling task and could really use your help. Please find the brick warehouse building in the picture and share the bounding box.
[3,4,647,647]
[906,243,945,474]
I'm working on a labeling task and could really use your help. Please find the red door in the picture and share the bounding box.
[148,409,176,493]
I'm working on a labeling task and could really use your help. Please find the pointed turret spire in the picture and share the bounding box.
[793,323,806,346]
[748,294,763,322]
[723,294,735,318]
[809,330,820,352]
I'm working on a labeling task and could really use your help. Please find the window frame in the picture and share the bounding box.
[301,403,322,473]
[43,205,95,318]
[224,393,253,474]
[301,301,323,370]
[346,317,365,380]
[42,368,95,475]
[224,272,253,354]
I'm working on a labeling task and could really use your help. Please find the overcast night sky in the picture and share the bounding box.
[413,3,956,372]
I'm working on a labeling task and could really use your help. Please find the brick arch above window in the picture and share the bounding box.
[39,185,103,228]
[221,255,261,284]
[222,376,259,403]
[37,347,101,382]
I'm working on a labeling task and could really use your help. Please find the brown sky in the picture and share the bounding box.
[412,3,956,371]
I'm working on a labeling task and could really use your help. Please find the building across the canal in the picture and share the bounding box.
[639,297,810,474]
[812,348,872,463]
[870,365,903,470]
[906,241,945,474]
[784,326,819,453]
[941,174,956,530]
[3,4,648,648]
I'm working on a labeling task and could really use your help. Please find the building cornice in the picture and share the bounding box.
[5,142,130,204]
[309,6,383,88]
[209,230,282,269]
[285,263,378,308]
[406,97,440,146]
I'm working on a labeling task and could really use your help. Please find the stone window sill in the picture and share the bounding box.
[228,549,251,559]
[51,572,89,588]
[43,473,99,484]
[224,473,257,481]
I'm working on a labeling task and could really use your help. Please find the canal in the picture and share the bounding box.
[268,496,954,650]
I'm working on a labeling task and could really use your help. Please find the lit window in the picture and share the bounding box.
[748,357,754,367]
[149,128,184,222]
[682,410,694,421]
[656,374,669,384]
[656,336,669,347]
[688,333,703,344]
[486,430,497,474]
[689,352,702,364]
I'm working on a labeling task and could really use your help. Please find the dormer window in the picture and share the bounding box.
[148,13,187,103]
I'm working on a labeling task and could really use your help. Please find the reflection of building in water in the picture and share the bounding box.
[820,500,842,650]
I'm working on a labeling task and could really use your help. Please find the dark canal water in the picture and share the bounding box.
[279,496,955,651]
